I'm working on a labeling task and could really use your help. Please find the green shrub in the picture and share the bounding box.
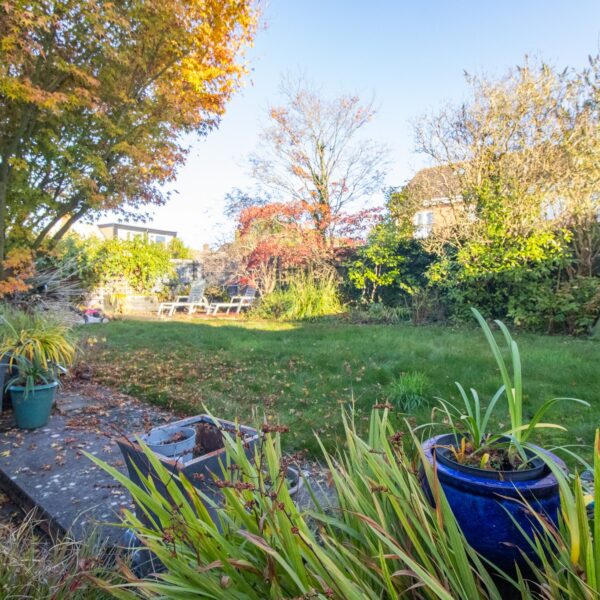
[432,258,600,335]
[167,237,193,259]
[255,270,343,320]
[346,221,435,307]
[387,371,430,411]
[52,234,174,295]
[509,275,600,335]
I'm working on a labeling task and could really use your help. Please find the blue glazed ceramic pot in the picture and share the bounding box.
[421,434,566,572]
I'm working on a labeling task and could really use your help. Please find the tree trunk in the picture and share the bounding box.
[47,207,87,248]
[32,197,82,250]
[0,157,9,275]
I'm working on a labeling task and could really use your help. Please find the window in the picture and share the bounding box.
[414,211,434,238]
[543,197,566,221]
[151,234,166,244]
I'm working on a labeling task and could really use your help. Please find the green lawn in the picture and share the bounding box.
[82,317,600,460]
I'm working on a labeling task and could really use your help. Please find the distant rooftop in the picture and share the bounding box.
[97,223,178,237]
[404,165,462,203]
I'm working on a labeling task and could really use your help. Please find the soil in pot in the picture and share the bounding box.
[433,433,546,481]
[193,422,224,457]
[157,431,188,445]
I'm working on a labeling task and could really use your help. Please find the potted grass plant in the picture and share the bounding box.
[0,308,38,411]
[0,312,76,429]
[420,308,588,571]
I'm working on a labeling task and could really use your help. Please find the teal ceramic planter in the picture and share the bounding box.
[9,381,58,429]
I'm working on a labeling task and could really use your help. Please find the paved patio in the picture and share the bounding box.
[0,381,174,544]
[0,380,335,546]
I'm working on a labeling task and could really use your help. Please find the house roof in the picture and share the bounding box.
[97,223,178,237]
[404,165,462,205]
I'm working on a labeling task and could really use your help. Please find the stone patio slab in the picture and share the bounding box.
[0,383,174,544]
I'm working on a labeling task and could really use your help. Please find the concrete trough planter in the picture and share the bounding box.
[118,415,303,508]
[116,415,260,525]
[117,414,303,577]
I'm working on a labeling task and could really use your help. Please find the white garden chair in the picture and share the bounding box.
[158,280,209,317]
[207,287,257,315]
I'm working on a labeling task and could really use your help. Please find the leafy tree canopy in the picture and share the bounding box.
[0,0,258,279]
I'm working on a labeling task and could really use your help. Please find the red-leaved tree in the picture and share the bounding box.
[234,200,382,294]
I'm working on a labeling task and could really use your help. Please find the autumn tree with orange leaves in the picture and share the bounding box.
[0,0,258,290]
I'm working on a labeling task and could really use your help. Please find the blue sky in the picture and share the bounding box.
[140,0,600,248]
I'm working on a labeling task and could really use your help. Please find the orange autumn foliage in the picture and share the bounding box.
[0,248,34,298]
[0,0,259,266]
[234,201,383,294]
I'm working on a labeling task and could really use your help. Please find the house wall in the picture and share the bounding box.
[413,202,465,238]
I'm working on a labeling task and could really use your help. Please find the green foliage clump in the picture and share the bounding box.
[255,270,343,320]
[89,412,503,598]
[92,237,173,294]
[387,371,430,412]
[167,237,193,259]
[89,407,600,599]
[347,302,409,324]
[422,176,582,330]
[54,235,174,295]
[429,251,600,335]
[362,183,600,334]
[347,221,434,306]
[508,275,600,335]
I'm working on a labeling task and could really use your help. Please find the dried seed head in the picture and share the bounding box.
[215,480,234,489]
[262,423,290,434]
[373,403,393,410]
[389,431,405,446]
[370,484,389,493]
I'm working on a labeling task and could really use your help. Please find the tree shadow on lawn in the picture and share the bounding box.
[81,318,600,461]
